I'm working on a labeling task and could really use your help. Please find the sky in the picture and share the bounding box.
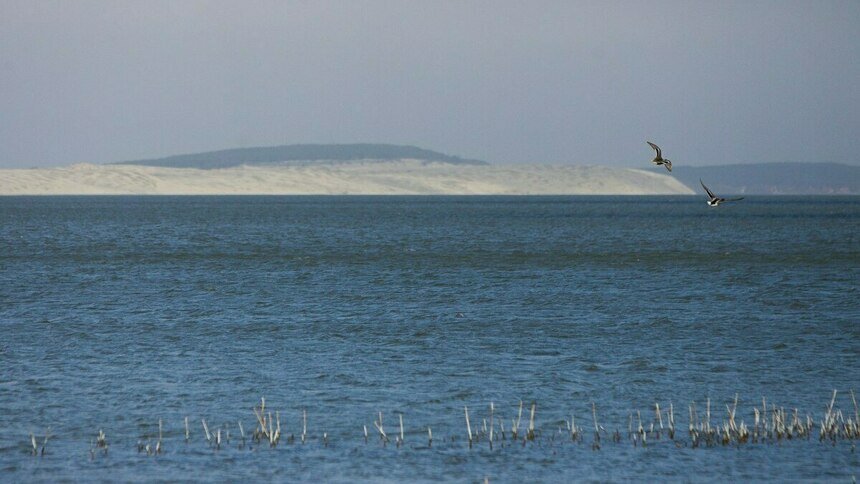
[1,0,859,168]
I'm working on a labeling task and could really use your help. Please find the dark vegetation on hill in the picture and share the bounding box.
[113,143,488,169]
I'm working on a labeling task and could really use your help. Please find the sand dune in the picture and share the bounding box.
[0,160,694,195]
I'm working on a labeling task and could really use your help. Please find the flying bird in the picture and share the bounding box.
[700,179,744,206]
[646,141,672,171]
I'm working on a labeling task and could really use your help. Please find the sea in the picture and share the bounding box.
[0,195,858,482]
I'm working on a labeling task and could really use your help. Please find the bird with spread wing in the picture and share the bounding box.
[700,179,744,206]
[646,141,672,171]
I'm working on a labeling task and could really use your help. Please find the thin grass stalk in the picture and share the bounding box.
[528,402,536,441]
[514,400,523,440]
[202,419,211,445]
[489,402,495,449]
[668,402,675,439]
[850,389,859,429]
[156,419,162,454]
[465,406,473,447]
[706,398,711,435]
[40,429,50,456]
[373,419,389,443]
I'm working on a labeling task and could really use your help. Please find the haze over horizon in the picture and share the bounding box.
[2,1,859,168]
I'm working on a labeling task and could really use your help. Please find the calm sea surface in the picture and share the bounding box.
[1,196,858,482]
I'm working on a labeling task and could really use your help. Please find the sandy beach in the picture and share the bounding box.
[0,160,694,195]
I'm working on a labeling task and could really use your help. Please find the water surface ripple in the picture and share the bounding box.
[1,196,858,481]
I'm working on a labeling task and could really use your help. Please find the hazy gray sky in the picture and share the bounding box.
[1,0,858,168]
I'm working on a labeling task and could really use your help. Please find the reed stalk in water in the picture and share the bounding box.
[489,402,495,449]
[96,429,108,454]
[851,390,859,425]
[156,419,162,455]
[373,415,389,444]
[201,419,211,446]
[689,402,699,447]
[527,402,536,441]
[15,390,860,460]
[513,400,523,441]
[37,429,50,456]
[464,406,473,448]
[267,411,275,446]
[706,398,711,437]
[668,402,675,440]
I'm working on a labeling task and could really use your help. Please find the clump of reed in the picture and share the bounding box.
[22,389,860,458]
[452,391,857,452]
[251,397,281,447]
[372,411,391,446]
[135,419,165,456]
[461,402,519,449]
[88,429,107,460]
[819,390,859,443]
[29,429,50,456]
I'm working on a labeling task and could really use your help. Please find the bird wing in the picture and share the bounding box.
[646,141,661,158]
[700,179,716,199]
[664,160,672,171]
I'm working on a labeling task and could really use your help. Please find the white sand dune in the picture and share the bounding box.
[0,160,694,195]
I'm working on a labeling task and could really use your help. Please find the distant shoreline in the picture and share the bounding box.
[3,160,857,195]
[0,161,694,196]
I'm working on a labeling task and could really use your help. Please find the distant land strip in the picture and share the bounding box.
[0,161,694,195]
[1,144,857,195]
[654,162,860,195]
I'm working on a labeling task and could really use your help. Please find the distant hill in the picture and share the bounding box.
[660,162,860,195]
[112,143,488,169]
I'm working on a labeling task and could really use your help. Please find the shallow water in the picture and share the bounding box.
[1,196,858,482]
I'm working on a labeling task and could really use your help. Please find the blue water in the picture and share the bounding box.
[1,196,858,482]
